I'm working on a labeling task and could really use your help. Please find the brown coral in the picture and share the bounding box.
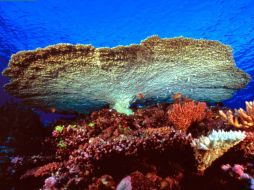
[167,101,207,132]
[3,36,250,115]
[219,101,254,129]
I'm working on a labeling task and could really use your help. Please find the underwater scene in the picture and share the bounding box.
[0,0,254,189]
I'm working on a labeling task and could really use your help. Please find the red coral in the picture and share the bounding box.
[7,99,253,190]
[20,162,61,179]
[124,171,155,189]
[116,171,183,190]
[63,127,192,188]
[88,175,116,190]
[238,132,254,160]
[167,101,207,132]
[133,105,168,129]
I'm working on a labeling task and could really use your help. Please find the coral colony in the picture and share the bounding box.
[0,36,253,190]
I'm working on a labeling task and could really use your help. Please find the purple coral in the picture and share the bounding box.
[10,156,23,165]
[250,179,254,190]
[43,176,57,189]
[221,164,231,172]
[116,176,132,190]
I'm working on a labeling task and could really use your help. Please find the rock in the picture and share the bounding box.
[2,35,250,115]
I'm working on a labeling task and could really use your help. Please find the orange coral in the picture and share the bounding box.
[167,101,207,132]
[219,101,254,129]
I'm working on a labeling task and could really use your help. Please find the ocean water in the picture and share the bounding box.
[1,1,254,189]
[0,0,254,115]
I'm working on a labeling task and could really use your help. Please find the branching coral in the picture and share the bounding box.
[167,101,207,132]
[219,101,254,129]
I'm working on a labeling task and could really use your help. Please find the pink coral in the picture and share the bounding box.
[44,176,57,189]
[232,164,244,177]
[221,164,231,172]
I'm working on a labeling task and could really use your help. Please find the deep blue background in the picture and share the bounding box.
[0,0,254,122]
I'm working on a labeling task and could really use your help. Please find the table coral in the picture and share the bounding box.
[3,36,250,115]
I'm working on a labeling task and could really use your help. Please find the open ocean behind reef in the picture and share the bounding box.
[0,0,254,123]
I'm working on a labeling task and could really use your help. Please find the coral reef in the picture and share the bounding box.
[219,101,254,129]
[2,98,254,190]
[3,36,250,115]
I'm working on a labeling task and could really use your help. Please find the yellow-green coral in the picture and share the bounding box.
[57,139,66,149]
[55,125,64,133]
[88,122,95,127]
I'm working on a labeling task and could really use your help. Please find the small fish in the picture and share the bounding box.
[172,93,182,101]
[137,93,145,100]
[50,107,56,113]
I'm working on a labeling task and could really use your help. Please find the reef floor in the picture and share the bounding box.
[0,96,254,190]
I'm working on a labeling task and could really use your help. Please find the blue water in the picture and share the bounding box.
[0,0,254,117]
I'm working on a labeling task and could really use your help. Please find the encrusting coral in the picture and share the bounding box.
[2,98,254,190]
[219,101,254,128]
[2,36,250,115]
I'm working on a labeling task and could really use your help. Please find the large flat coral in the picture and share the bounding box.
[2,36,250,114]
